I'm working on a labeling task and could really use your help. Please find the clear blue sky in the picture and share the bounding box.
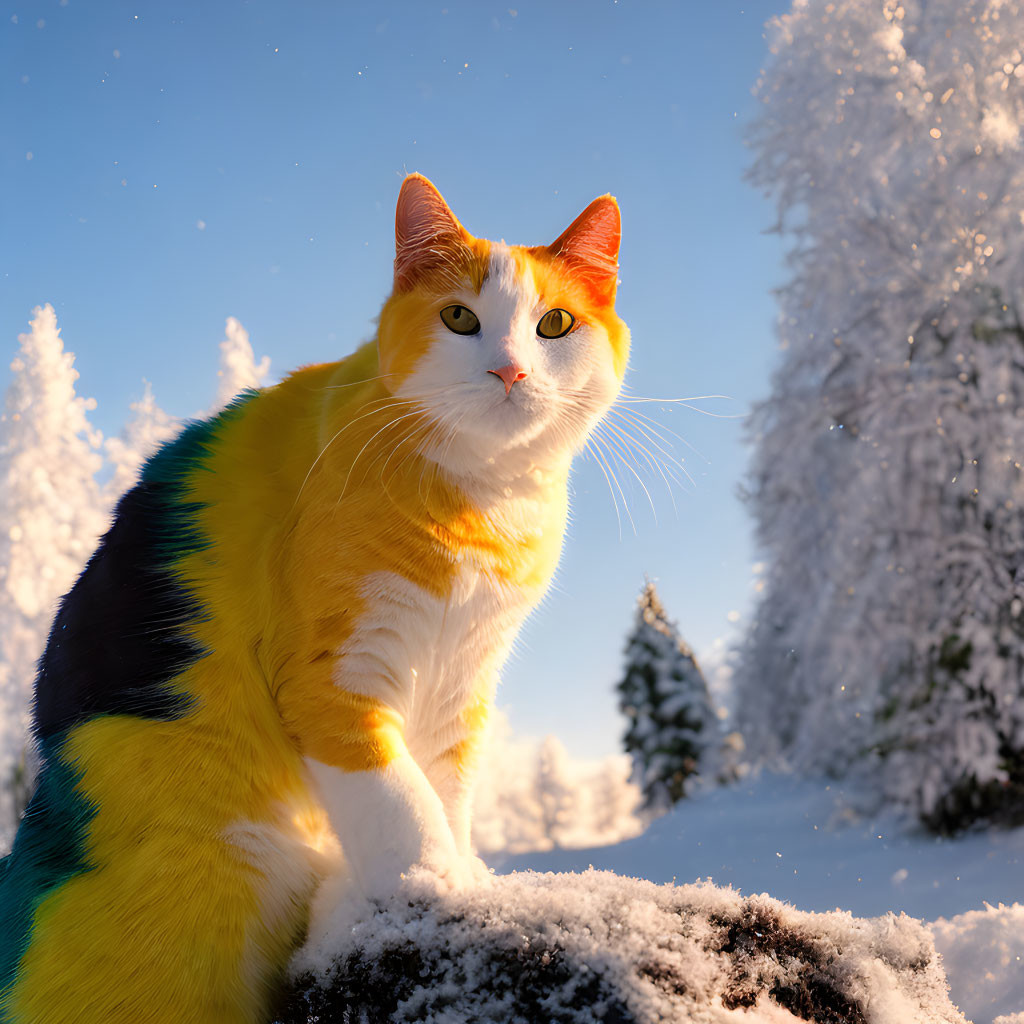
[1,0,786,759]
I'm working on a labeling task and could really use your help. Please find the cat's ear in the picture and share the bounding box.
[394,174,470,291]
[547,196,621,302]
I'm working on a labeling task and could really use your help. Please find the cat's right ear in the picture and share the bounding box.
[546,196,621,303]
[394,174,470,291]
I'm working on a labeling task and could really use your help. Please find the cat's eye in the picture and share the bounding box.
[536,308,575,339]
[439,304,481,336]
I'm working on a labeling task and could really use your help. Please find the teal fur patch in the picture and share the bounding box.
[140,389,259,563]
[0,737,96,1008]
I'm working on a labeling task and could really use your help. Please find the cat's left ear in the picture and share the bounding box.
[394,174,471,291]
[547,196,621,302]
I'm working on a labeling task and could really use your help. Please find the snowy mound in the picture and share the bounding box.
[274,869,965,1024]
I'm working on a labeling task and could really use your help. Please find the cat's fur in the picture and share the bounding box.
[0,175,628,1024]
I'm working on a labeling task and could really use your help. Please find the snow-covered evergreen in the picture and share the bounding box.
[104,380,178,501]
[735,0,1024,831]
[0,306,264,835]
[618,581,723,811]
[214,316,270,409]
[0,306,107,826]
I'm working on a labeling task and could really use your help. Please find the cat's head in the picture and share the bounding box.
[377,174,629,479]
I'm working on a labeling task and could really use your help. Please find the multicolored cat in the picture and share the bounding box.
[0,175,629,1024]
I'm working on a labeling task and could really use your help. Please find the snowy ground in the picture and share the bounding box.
[493,772,1024,1024]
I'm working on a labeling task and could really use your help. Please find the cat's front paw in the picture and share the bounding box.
[403,852,492,897]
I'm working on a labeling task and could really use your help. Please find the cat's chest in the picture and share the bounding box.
[334,563,528,732]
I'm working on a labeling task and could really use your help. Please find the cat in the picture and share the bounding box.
[0,174,629,1024]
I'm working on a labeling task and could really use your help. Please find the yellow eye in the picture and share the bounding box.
[439,304,481,336]
[536,308,575,339]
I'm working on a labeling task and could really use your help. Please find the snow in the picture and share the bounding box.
[103,380,177,498]
[284,865,963,1024]
[0,305,107,826]
[214,316,270,409]
[498,771,1024,1023]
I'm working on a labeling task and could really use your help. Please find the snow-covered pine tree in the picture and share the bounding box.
[736,0,1024,831]
[214,316,270,409]
[104,380,178,502]
[617,581,720,811]
[0,305,107,831]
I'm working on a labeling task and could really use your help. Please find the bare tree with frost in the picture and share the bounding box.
[736,0,1024,830]
[618,581,721,811]
[0,306,107,831]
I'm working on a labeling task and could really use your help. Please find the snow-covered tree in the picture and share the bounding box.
[618,581,722,811]
[533,735,577,848]
[0,305,107,829]
[104,380,178,502]
[588,755,646,844]
[0,309,263,837]
[736,0,1024,830]
[214,316,270,409]
[471,711,643,855]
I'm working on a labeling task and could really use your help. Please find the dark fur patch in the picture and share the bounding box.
[33,481,203,738]
[32,394,257,739]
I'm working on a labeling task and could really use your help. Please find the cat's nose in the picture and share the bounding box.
[488,362,528,395]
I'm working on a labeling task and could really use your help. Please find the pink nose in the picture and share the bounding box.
[488,362,528,395]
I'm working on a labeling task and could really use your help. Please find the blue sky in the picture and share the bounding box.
[1,0,786,759]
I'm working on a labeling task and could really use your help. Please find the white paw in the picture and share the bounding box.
[403,852,493,897]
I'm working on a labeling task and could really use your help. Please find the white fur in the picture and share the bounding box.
[306,755,478,901]
[309,246,621,901]
[224,805,333,989]
[333,568,524,742]
[395,246,620,495]
[318,566,530,882]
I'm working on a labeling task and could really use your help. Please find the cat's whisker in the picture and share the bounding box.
[613,405,710,468]
[336,408,429,506]
[605,408,696,491]
[387,422,441,490]
[293,397,420,507]
[600,420,682,517]
[420,410,472,506]
[317,372,400,392]
[583,432,634,538]
[593,424,659,524]
[617,385,741,418]
[623,400,742,420]
[377,418,431,486]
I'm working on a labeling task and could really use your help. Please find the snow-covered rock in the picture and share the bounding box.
[275,869,964,1024]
